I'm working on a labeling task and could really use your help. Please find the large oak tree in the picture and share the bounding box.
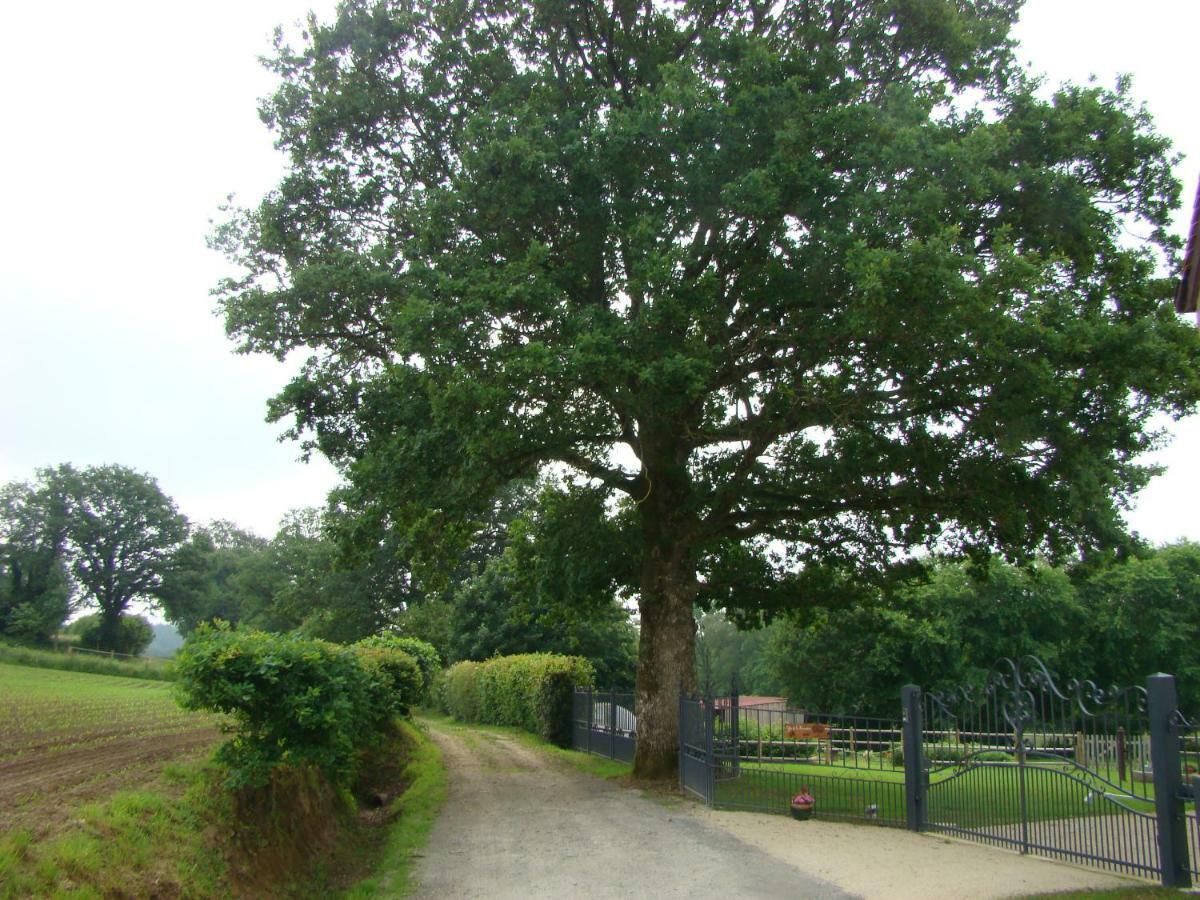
[215,0,1200,776]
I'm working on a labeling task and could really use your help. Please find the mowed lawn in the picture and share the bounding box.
[720,759,1159,826]
[0,662,221,829]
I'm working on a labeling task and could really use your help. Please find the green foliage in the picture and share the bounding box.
[695,611,785,696]
[159,521,277,634]
[174,623,414,787]
[0,474,73,644]
[360,634,440,703]
[439,653,594,746]
[768,545,1200,715]
[59,464,188,651]
[353,638,423,716]
[770,557,1088,716]
[439,661,482,724]
[68,613,155,657]
[213,0,1200,769]
[393,481,638,689]
[1079,542,1200,710]
[0,640,173,681]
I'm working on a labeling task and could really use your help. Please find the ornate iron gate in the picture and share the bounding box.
[917,657,1170,880]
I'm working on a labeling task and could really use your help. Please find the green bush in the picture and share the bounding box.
[174,623,412,788]
[359,634,439,703]
[441,660,482,722]
[68,614,155,656]
[440,653,594,746]
[353,638,423,716]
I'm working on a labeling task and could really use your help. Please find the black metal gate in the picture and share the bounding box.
[916,657,1181,882]
[572,688,637,763]
[679,694,713,803]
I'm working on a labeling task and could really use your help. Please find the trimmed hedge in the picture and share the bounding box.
[174,623,420,787]
[359,634,441,703]
[441,660,482,723]
[438,653,594,746]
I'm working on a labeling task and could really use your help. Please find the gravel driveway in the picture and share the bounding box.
[411,721,1143,899]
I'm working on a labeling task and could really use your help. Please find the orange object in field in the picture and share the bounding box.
[785,723,830,740]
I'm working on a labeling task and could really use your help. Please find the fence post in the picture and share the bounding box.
[730,672,741,777]
[1117,726,1127,785]
[586,686,593,756]
[902,684,925,832]
[678,683,684,791]
[705,685,716,805]
[609,689,617,761]
[1148,673,1192,888]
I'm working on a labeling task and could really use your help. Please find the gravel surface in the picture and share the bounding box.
[412,721,1146,899]
[411,723,850,899]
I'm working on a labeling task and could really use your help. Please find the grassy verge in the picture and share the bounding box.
[0,720,440,899]
[0,641,173,681]
[0,760,233,898]
[341,719,449,898]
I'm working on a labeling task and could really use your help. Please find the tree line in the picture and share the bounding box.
[0,465,636,684]
[696,544,1200,716]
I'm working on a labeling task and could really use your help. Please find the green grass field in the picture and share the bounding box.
[722,757,1158,825]
[0,661,208,766]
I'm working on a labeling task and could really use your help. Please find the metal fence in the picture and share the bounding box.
[568,661,1199,887]
[689,692,909,827]
[670,659,1200,888]
[571,688,637,764]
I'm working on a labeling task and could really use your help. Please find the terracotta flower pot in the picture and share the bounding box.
[790,803,814,821]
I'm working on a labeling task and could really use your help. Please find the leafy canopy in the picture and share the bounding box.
[217,0,1199,614]
[214,1,1200,773]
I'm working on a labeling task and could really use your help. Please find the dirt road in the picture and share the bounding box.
[413,721,1143,899]
[412,723,850,898]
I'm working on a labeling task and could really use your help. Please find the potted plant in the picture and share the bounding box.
[790,787,815,820]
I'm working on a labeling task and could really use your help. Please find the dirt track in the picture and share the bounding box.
[412,722,850,898]
[413,720,1145,899]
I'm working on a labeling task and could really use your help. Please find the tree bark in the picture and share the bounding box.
[97,591,124,653]
[632,541,698,779]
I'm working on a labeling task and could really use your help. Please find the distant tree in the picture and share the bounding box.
[768,559,1086,716]
[67,613,155,657]
[61,465,188,652]
[0,471,75,644]
[216,0,1200,776]
[392,482,639,687]
[159,521,277,633]
[694,611,785,697]
[1079,542,1200,710]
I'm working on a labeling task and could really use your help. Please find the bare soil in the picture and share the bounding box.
[414,721,1147,899]
[0,726,220,833]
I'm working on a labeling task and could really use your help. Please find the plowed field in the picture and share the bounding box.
[0,662,221,831]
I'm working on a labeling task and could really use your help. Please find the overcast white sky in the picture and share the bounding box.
[1,0,1197,542]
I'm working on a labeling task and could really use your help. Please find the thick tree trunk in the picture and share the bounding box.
[632,544,698,780]
[97,599,123,653]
